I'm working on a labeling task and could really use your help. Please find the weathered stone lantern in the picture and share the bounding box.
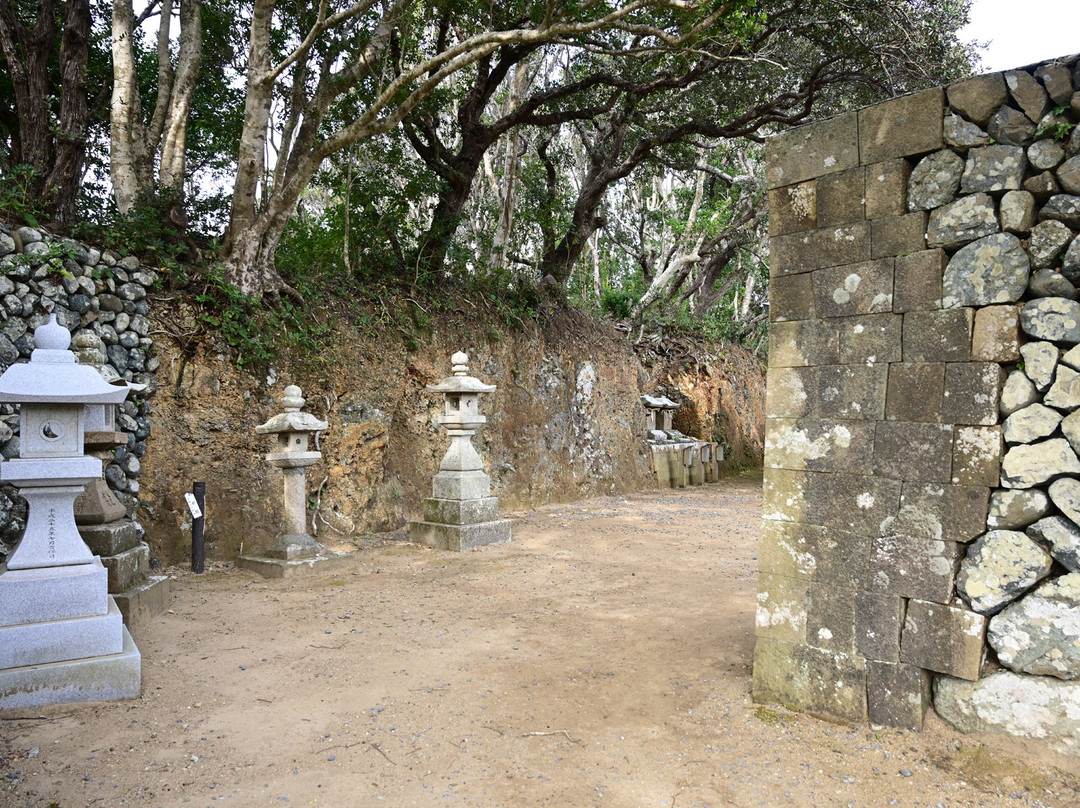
[0,315,140,707]
[254,385,328,560]
[410,351,510,550]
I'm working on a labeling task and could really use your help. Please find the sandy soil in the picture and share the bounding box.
[2,475,1079,808]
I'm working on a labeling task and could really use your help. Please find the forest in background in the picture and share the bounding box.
[0,0,978,363]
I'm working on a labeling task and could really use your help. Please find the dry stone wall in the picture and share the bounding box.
[0,225,155,557]
[755,55,1080,751]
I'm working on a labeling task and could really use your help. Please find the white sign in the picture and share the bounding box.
[184,492,203,520]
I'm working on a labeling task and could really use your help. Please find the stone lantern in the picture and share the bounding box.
[410,351,510,550]
[253,385,328,560]
[0,315,140,708]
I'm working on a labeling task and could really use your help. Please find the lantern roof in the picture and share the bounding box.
[426,351,496,394]
[0,315,131,404]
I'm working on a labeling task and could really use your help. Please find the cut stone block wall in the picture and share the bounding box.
[755,55,1080,747]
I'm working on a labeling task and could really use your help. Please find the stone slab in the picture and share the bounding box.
[838,313,903,365]
[765,367,817,420]
[0,624,140,710]
[941,362,1004,426]
[867,660,932,731]
[900,599,986,680]
[819,473,903,535]
[812,259,894,318]
[972,304,1022,363]
[409,519,512,552]
[893,250,945,313]
[952,426,1002,488]
[858,88,944,164]
[764,419,876,473]
[422,497,501,525]
[102,541,149,593]
[870,533,962,603]
[866,159,912,219]
[113,575,170,631]
[818,364,888,420]
[769,273,816,321]
[886,481,990,543]
[0,599,124,669]
[768,319,840,368]
[78,519,140,556]
[752,638,867,723]
[873,421,954,483]
[817,168,865,227]
[770,223,872,277]
[886,362,945,422]
[766,112,860,189]
[236,551,358,579]
[761,469,827,526]
[856,591,905,663]
[768,181,817,236]
[871,212,927,259]
[755,572,809,644]
[902,309,973,363]
[0,559,109,626]
[758,521,870,587]
[806,582,857,653]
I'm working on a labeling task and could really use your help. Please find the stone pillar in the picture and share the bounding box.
[0,315,140,708]
[410,352,511,551]
[72,333,168,629]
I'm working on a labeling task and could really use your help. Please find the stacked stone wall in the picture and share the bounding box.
[0,225,155,556]
[755,55,1080,749]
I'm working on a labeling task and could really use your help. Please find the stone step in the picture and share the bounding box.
[113,575,170,631]
[102,541,149,593]
[79,519,139,556]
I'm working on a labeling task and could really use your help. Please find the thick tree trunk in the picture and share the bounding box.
[0,0,90,223]
[44,0,90,224]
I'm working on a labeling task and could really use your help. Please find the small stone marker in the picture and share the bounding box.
[409,352,511,551]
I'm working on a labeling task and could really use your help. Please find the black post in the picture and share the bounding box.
[192,481,206,573]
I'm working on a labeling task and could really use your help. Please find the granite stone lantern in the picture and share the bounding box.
[0,315,141,708]
[410,351,510,550]
[254,385,328,561]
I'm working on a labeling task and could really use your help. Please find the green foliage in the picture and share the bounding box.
[0,163,46,226]
[189,263,336,372]
[1035,107,1076,142]
[599,288,637,320]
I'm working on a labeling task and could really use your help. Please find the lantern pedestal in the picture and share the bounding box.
[409,352,511,551]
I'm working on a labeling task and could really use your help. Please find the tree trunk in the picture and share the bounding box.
[44,0,90,224]
[158,0,202,191]
[224,0,274,252]
[0,0,91,223]
[110,0,151,212]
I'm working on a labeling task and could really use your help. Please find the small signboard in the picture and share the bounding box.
[184,492,203,520]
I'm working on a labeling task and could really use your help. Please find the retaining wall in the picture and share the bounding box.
[754,54,1080,751]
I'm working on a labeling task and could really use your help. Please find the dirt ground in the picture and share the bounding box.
[2,475,1079,808]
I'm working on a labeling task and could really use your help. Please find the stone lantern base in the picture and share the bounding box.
[409,492,511,551]
[0,559,141,709]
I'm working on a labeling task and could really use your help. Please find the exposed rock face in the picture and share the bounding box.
[935,671,1080,755]
[1020,297,1080,342]
[960,145,1027,192]
[1000,438,1080,488]
[956,530,1053,614]
[988,573,1080,679]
